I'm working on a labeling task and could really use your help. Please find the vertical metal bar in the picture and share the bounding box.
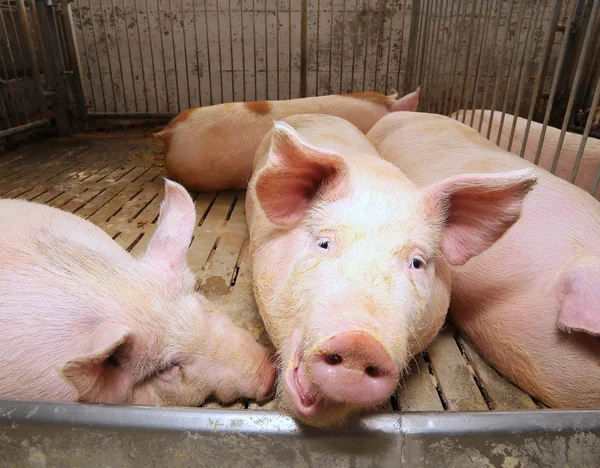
[7,2,27,76]
[0,22,20,124]
[433,0,456,113]
[466,0,492,124]
[350,0,360,93]
[476,0,503,131]
[289,0,292,97]
[361,0,373,92]
[372,0,385,92]
[340,0,347,93]
[451,0,477,119]
[328,0,334,94]
[253,0,258,100]
[0,6,28,123]
[16,0,48,119]
[264,0,269,99]
[416,0,433,88]
[133,0,149,111]
[77,1,97,112]
[533,0,578,165]
[412,0,426,90]
[300,0,308,97]
[144,0,160,111]
[109,0,129,112]
[551,0,600,174]
[168,0,181,110]
[455,0,480,121]
[60,0,89,119]
[228,0,235,101]
[277,0,281,99]
[442,0,466,116]
[241,0,247,103]
[519,0,562,158]
[156,0,170,111]
[395,0,408,94]
[572,75,600,183]
[485,0,515,139]
[404,0,421,93]
[182,0,191,107]
[507,0,545,151]
[98,0,117,112]
[428,0,451,113]
[421,0,441,109]
[496,0,528,144]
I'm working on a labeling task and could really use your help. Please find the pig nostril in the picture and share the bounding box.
[324,353,343,365]
[365,365,381,378]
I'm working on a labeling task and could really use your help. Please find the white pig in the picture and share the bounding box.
[368,111,600,409]
[245,114,536,426]
[156,90,420,192]
[0,180,275,406]
[452,109,600,200]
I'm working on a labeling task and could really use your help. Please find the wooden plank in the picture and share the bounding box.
[427,326,488,411]
[397,352,445,412]
[458,336,537,411]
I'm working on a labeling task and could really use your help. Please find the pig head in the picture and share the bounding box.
[246,115,537,426]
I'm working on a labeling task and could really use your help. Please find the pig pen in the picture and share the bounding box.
[0,0,599,466]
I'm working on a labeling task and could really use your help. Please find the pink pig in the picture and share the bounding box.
[0,180,275,406]
[245,114,536,426]
[368,111,600,409]
[452,109,600,200]
[156,90,420,192]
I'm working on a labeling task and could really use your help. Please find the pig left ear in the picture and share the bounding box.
[389,87,420,112]
[59,323,134,403]
[557,265,600,336]
[424,169,537,266]
[144,179,196,271]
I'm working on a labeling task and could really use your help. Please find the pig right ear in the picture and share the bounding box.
[144,179,196,271]
[390,87,420,112]
[255,121,349,227]
[424,169,537,266]
[59,323,134,403]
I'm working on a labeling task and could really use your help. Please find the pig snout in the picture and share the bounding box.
[309,331,399,405]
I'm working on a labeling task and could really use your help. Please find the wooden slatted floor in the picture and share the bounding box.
[0,134,543,413]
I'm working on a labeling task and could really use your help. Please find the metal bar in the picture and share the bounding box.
[442,0,466,116]
[168,0,181,110]
[466,0,491,124]
[452,0,477,119]
[476,0,503,131]
[372,0,386,92]
[572,75,600,184]
[429,0,451,113]
[241,0,247,103]
[76,0,97,113]
[182,0,191,107]
[263,0,268,99]
[519,0,562,158]
[383,2,394,94]
[485,0,515,139]
[422,0,442,111]
[87,0,107,111]
[144,0,159,111]
[16,0,48,120]
[98,0,117,112]
[496,0,528,144]
[412,0,426,91]
[133,0,149,111]
[416,0,433,89]
[395,0,408,95]
[7,0,27,81]
[107,0,128,112]
[300,0,307,97]
[60,0,89,119]
[340,0,347,93]
[350,0,359,93]
[361,0,372,92]
[156,0,170,111]
[204,0,213,104]
[0,23,20,125]
[277,0,281,99]
[416,0,433,99]
[507,0,545,151]
[289,0,292,97]
[404,0,421,94]
[228,0,234,101]
[533,0,578,165]
[551,0,600,174]
[328,0,336,94]
[434,0,456,114]
[0,118,49,139]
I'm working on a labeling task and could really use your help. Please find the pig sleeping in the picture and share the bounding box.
[0,180,275,406]
[246,115,536,426]
[452,109,600,199]
[156,90,420,192]
[368,112,600,409]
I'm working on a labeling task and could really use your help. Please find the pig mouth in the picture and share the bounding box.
[285,348,324,417]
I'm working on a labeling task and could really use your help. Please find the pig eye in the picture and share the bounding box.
[317,238,331,250]
[410,257,425,269]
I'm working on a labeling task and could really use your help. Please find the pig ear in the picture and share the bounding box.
[424,169,537,266]
[144,179,196,270]
[255,121,349,227]
[390,87,420,112]
[59,323,134,403]
[557,265,600,336]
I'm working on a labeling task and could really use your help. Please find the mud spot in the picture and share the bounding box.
[199,275,230,299]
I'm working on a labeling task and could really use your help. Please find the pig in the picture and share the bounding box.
[0,179,275,406]
[368,111,600,409]
[451,109,600,199]
[245,114,536,426]
[156,89,420,192]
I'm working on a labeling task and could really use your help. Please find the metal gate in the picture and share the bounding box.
[0,0,85,140]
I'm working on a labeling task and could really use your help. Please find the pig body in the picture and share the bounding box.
[0,181,274,406]
[157,91,420,192]
[452,109,600,199]
[368,112,600,408]
[246,114,536,426]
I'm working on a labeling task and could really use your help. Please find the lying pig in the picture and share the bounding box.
[452,109,600,199]
[156,89,420,192]
[0,180,275,406]
[368,112,600,409]
[246,115,536,426]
